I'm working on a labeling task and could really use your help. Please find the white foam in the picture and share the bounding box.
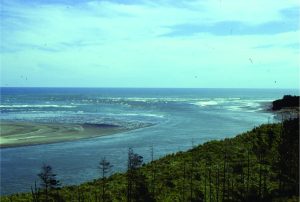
[104,97,199,103]
[191,97,272,112]
[108,113,164,118]
[225,106,242,111]
[0,104,76,108]
[141,113,164,118]
[193,100,219,107]
[224,100,267,112]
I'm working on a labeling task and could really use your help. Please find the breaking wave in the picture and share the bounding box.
[0,104,76,108]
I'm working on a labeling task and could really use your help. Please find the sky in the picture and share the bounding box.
[0,0,299,88]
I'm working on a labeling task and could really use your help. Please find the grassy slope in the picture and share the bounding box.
[1,118,299,202]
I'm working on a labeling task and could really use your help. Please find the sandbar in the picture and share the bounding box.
[0,122,130,148]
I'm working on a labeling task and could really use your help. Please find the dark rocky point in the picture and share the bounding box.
[272,95,300,110]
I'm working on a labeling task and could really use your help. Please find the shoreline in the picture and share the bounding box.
[1,118,298,200]
[0,121,133,148]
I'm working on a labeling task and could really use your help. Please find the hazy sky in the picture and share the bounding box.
[1,0,299,88]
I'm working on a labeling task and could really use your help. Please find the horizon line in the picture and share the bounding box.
[1,86,299,90]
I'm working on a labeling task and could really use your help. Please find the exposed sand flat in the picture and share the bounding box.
[0,122,129,148]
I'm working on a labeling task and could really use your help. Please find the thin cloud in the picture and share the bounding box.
[163,20,299,37]
[1,0,299,88]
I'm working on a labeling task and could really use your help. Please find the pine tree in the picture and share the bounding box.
[38,164,60,201]
[216,166,220,202]
[31,181,40,202]
[127,148,153,202]
[246,149,250,194]
[204,165,207,202]
[99,157,113,202]
[182,160,186,202]
[208,168,212,202]
[150,145,156,198]
[222,151,227,202]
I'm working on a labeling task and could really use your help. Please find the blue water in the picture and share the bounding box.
[0,88,298,195]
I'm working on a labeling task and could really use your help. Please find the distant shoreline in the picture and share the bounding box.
[1,87,299,90]
[0,121,133,148]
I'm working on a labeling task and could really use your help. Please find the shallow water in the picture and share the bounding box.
[0,88,298,195]
[0,121,132,147]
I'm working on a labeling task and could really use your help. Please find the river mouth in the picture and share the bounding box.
[0,121,148,148]
[1,88,298,195]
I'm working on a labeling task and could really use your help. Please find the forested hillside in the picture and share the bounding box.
[1,118,299,202]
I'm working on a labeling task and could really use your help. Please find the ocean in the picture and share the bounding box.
[0,88,298,195]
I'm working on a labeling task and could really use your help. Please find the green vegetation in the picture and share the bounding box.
[1,118,299,202]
